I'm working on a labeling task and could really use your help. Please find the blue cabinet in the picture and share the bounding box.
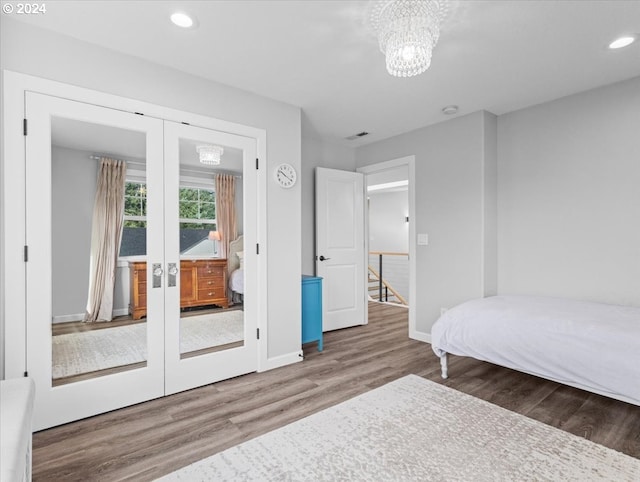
[301,275,323,352]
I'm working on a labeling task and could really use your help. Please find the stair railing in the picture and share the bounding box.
[368,251,408,306]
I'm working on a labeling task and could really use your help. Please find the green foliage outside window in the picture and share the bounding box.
[123,182,216,227]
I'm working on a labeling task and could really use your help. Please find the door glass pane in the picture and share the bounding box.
[177,137,245,358]
[51,117,149,385]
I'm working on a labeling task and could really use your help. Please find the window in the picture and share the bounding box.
[119,181,217,257]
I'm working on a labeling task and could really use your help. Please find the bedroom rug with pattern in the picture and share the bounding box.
[158,374,640,481]
[53,310,244,379]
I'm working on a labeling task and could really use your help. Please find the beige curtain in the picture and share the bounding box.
[215,173,237,264]
[84,158,127,322]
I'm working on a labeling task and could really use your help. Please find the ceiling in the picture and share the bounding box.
[13,0,640,147]
[52,117,244,173]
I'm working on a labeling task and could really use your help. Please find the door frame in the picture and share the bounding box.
[357,156,419,341]
[2,70,268,381]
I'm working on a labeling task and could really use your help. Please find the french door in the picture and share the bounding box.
[25,93,257,430]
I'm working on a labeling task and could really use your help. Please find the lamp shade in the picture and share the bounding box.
[208,231,221,241]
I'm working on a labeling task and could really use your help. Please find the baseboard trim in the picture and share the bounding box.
[409,330,431,344]
[53,308,129,324]
[260,350,304,372]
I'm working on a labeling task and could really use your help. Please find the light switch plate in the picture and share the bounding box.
[417,233,429,245]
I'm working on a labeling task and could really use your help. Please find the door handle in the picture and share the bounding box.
[318,255,331,261]
[168,263,178,287]
[152,263,163,288]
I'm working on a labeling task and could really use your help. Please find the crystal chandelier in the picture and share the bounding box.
[196,145,224,165]
[371,0,448,78]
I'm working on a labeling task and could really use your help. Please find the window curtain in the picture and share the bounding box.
[84,158,127,322]
[215,173,237,266]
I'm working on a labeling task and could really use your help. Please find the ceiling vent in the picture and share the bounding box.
[345,131,370,141]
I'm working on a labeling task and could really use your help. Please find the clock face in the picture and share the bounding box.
[275,163,297,188]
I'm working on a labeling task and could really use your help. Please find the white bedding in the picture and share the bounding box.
[229,268,244,295]
[431,295,640,405]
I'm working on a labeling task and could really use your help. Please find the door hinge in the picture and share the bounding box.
[256,243,259,255]
[23,119,27,136]
[24,371,28,377]
[23,245,28,262]
[134,112,144,116]
[257,328,260,340]
[256,158,259,170]
[181,121,190,125]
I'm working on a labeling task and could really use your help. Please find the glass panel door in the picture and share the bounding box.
[26,92,165,430]
[163,121,258,395]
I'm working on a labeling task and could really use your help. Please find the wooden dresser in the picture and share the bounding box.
[129,258,228,320]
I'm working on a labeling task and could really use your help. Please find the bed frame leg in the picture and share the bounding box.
[440,353,448,379]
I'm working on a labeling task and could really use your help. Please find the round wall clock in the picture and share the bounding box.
[274,163,297,188]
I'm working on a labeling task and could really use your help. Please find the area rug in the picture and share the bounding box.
[52,310,244,379]
[158,375,640,481]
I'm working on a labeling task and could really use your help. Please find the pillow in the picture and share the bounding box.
[236,251,244,270]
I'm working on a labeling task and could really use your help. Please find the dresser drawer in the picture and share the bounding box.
[135,269,147,282]
[197,265,225,278]
[198,288,222,301]
[136,294,147,308]
[197,277,223,290]
[137,282,147,295]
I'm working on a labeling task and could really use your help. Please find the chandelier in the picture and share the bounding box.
[196,145,224,165]
[371,0,448,78]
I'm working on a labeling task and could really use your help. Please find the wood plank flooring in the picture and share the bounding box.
[33,302,640,481]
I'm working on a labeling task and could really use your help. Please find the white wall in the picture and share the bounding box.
[497,77,640,306]
[1,18,302,370]
[356,111,498,334]
[368,190,409,253]
[301,135,356,275]
[51,146,97,318]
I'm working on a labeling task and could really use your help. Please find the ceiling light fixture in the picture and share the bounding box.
[371,0,449,78]
[442,105,458,115]
[608,35,636,49]
[171,12,194,28]
[197,145,224,165]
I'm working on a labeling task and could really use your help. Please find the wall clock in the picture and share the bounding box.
[274,163,297,188]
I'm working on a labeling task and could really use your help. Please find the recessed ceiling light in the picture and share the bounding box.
[608,35,636,49]
[442,105,458,115]
[171,12,194,28]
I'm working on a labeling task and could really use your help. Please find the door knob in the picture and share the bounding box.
[319,255,331,261]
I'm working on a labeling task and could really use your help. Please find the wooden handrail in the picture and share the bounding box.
[367,265,408,306]
[369,251,408,257]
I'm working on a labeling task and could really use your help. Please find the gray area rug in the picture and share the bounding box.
[52,311,244,379]
[158,374,640,481]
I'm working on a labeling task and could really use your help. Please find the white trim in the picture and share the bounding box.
[260,350,304,372]
[409,330,432,344]
[357,156,418,343]
[2,69,270,391]
[52,308,128,324]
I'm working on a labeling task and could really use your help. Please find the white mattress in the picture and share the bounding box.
[431,295,640,405]
[229,268,244,294]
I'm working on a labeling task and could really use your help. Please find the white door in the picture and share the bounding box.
[163,121,258,394]
[25,93,260,430]
[315,167,366,331]
[26,92,165,430]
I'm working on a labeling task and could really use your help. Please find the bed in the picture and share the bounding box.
[431,295,640,406]
[228,235,244,304]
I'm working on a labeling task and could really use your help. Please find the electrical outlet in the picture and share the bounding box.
[440,307,448,316]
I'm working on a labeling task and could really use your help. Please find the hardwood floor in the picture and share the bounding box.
[33,302,640,481]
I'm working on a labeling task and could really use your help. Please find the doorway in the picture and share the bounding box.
[357,156,417,339]
[25,92,259,429]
